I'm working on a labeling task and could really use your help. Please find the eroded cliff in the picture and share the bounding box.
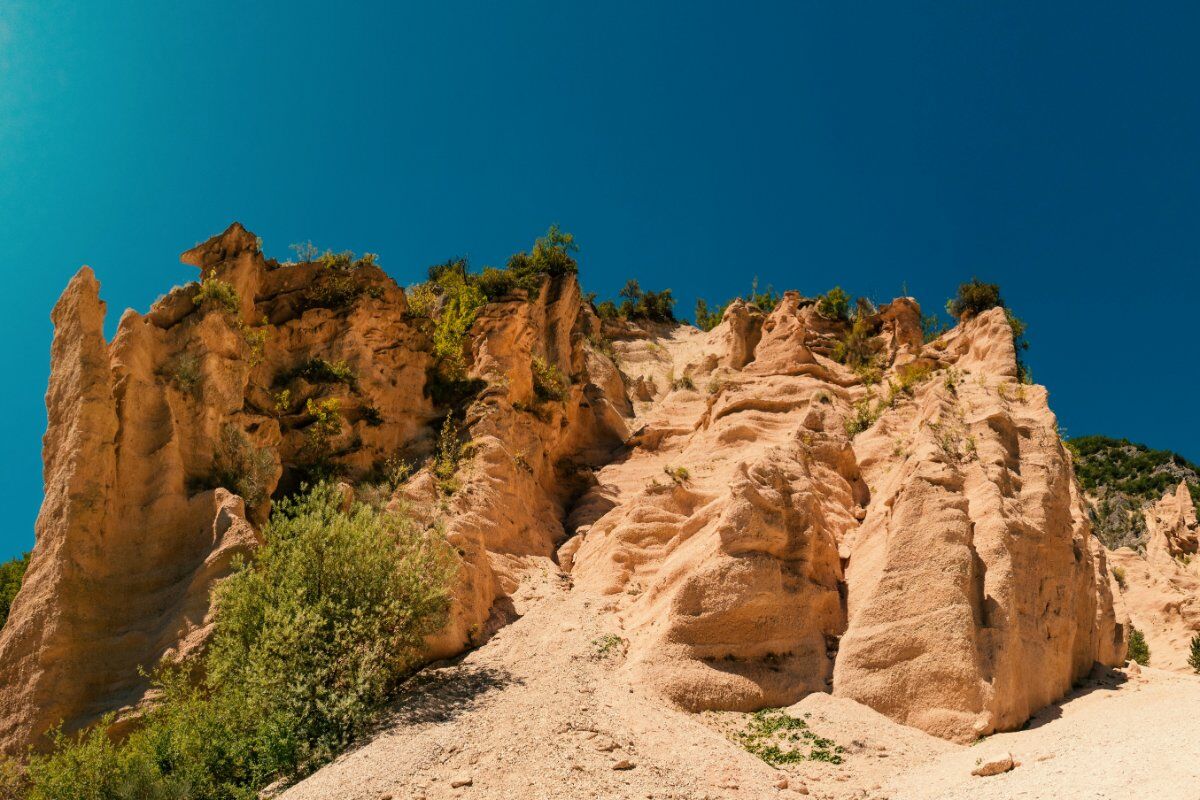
[0,224,1129,756]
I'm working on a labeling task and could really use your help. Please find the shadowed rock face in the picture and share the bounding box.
[0,226,1127,753]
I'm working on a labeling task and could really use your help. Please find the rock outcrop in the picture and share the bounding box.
[0,225,1128,754]
[1108,482,1200,671]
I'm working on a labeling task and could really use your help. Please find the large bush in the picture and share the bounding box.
[24,484,454,799]
[946,278,1002,319]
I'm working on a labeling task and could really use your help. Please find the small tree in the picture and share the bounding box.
[1188,633,1200,674]
[1127,626,1150,666]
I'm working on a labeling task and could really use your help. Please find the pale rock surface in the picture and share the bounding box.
[1107,481,1200,671]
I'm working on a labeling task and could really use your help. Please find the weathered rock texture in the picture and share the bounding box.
[1108,482,1200,671]
[0,225,1128,753]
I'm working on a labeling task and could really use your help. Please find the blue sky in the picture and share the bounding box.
[2,2,1198,559]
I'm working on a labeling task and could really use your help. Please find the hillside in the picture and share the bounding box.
[1069,435,1200,550]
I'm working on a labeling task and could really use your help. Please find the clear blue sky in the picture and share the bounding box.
[2,2,1198,559]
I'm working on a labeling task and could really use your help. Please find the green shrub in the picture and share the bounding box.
[0,552,29,629]
[505,224,579,293]
[921,312,949,343]
[844,395,881,437]
[25,484,453,800]
[433,417,466,494]
[303,398,343,459]
[662,465,690,485]
[670,373,696,392]
[946,278,1003,319]
[1127,626,1150,665]
[167,353,202,397]
[427,261,487,384]
[194,277,240,317]
[816,287,850,321]
[211,424,275,510]
[832,317,874,369]
[1189,633,1200,674]
[614,280,675,323]
[531,356,568,402]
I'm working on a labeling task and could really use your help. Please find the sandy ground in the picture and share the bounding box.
[281,567,1200,800]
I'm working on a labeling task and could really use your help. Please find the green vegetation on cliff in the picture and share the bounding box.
[20,484,454,800]
[1068,435,1200,550]
[0,553,29,629]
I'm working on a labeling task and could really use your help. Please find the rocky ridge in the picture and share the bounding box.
[0,224,1130,761]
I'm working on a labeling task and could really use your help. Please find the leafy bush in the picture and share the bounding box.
[303,398,343,459]
[194,277,240,317]
[921,312,949,343]
[614,280,675,323]
[1127,626,1150,665]
[832,317,874,369]
[425,260,487,385]
[211,424,275,510]
[531,356,567,402]
[670,373,696,392]
[0,552,29,629]
[946,278,1002,319]
[505,224,579,293]
[25,484,454,799]
[1189,633,1200,674]
[816,287,850,321]
[895,361,934,394]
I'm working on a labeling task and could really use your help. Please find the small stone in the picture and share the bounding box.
[971,752,1015,777]
[794,785,810,796]
[613,759,636,770]
[450,774,473,788]
[776,777,789,789]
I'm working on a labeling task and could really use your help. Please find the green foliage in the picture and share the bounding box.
[662,465,690,485]
[832,317,874,369]
[693,298,725,332]
[612,280,675,323]
[0,552,30,629]
[277,358,357,389]
[594,299,620,320]
[670,373,696,392]
[167,353,202,397]
[1189,634,1200,674]
[426,259,488,385]
[531,356,568,402]
[504,225,579,296]
[731,708,845,766]
[816,286,851,321]
[946,278,1003,319]
[1127,626,1150,666]
[210,424,275,510]
[24,485,454,800]
[591,634,624,658]
[1069,436,1200,511]
[433,417,466,495]
[303,398,343,459]
[194,277,240,317]
[844,395,882,437]
[921,312,949,343]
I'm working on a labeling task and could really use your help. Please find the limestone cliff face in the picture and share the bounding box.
[0,225,1127,753]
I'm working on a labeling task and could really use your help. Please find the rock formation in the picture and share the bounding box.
[0,224,1129,755]
[1108,481,1200,671]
